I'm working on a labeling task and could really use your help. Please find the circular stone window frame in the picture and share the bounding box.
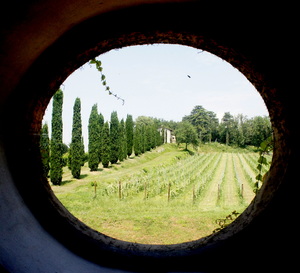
[0,3,297,273]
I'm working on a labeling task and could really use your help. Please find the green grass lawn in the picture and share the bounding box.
[51,143,261,244]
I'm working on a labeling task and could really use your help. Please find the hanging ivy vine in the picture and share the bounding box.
[254,135,273,193]
[90,58,125,105]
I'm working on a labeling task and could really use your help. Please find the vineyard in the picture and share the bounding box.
[53,144,271,244]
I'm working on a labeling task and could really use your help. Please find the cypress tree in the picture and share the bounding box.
[140,124,146,154]
[98,112,104,162]
[80,137,85,166]
[151,124,159,149]
[88,104,100,171]
[50,89,63,185]
[101,121,110,168]
[69,98,83,179]
[145,124,152,151]
[109,111,119,164]
[156,127,163,147]
[133,124,142,156]
[40,123,50,178]
[118,119,127,161]
[125,114,134,156]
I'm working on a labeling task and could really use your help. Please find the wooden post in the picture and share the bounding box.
[241,183,244,198]
[193,185,196,204]
[119,181,122,200]
[93,181,97,199]
[168,183,171,202]
[144,181,147,200]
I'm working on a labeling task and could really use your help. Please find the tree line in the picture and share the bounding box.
[166,105,272,149]
[40,90,272,186]
[40,89,163,185]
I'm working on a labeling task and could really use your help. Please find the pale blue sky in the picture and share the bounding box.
[43,44,269,147]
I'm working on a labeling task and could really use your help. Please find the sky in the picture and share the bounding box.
[43,44,269,148]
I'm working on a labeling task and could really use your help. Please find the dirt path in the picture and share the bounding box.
[220,154,240,208]
[238,154,257,181]
[198,153,226,209]
[232,154,255,204]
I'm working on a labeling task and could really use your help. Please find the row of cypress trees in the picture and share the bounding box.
[40,89,163,185]
[40,89,85,185]
[88,105,135,170]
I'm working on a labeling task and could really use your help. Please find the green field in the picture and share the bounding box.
[51,143,270,244]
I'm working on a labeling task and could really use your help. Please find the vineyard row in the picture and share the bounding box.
[92,152,269,208]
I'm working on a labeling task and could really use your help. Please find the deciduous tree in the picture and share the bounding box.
[183,105,219,143]
[175,121,199,150]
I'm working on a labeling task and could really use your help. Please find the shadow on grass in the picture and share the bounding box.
[180,148,195,155]
[61,180,73,186]
[186,149,195,155]
[89,167,104,172]
[61,174,88,185]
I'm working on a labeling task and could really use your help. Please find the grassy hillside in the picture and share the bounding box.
[51,143,270,244]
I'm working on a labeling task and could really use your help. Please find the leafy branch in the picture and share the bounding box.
[213,210,240,233]
[89,58,125,105]
[254,136,273,193]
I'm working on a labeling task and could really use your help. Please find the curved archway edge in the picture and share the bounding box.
[0,1,298,272]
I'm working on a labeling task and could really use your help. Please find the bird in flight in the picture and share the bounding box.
[187,75,191,78]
